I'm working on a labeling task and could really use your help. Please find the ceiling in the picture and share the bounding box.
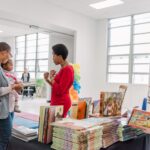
[0,19,38,39]
[0,18,74,39]
[1,0,150,38]
[46,0,150,19]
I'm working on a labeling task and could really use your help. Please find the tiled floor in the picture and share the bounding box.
[18,96,50,115]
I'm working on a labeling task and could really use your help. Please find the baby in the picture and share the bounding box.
[1,59,21,113]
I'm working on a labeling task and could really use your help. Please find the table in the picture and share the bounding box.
[22,82,36,98]
[8,134,150,150]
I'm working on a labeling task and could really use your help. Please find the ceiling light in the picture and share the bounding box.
[89,0,124,10]
[0,30,3,33]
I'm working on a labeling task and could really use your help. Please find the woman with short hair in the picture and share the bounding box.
[44,44,74,117]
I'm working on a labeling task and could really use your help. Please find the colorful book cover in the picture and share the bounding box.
[93,100,100,114]
[77,101,86,119]
[79,97,93,118]
[100,92,123,116]
[128,109,150,129]
[55,106,63,121]
[43,108,48,143]
[38,105,63,144]
[70,102,78,119]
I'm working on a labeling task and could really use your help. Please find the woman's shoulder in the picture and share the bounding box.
[63,65,73,71]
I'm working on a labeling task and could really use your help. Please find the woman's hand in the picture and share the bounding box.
[12,83,23,92]
[50,70,56,79]
[44,72,49,81]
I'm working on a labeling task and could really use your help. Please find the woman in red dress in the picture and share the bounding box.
[44,44,74,117]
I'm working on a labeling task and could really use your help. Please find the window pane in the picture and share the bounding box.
[16,42,25,48]
[37,52,48,59]
[27,34,36,40]
[109,46,130,55]
[16,66,24,71]
[134,23,150,34]
[133,64,150,73]
[109,56,129,64]
[26,47,36,53]
[26,60,35,71]
[37,66,48,72]
[27,66,35,71]
[108,74,128,83]
[16,48,25,54]
[16,54,25,60]
[133,44,150,54]
[16,36,25,42]
[38,33,49,39]
[134,33,150,44]
[27,40,36,47]
[134,55,150,63]
[38,45,49,52]
[110,27,131,46]
[110,17,131,27]
[26,53,36,59]
[38,38,49,45]
[36,73,44,79]
[134,13,150,24]
[108,65,128,73]
[30,72,35,79]
[38,60,48,66]
[26,60,35,66]
[16,61,24,66]
[132,74,149,84]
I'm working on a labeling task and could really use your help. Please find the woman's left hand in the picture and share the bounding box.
[44,72,49,81]
[50,70,56,79]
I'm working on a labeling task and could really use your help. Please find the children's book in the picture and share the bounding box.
[77,100,86,119]
[100,92,123,116]
[93,100,100,114]
[128,109,150,129]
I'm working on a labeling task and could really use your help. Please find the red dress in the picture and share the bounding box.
[50,65,74,117]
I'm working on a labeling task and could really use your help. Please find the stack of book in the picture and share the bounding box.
[102,120,120,148]
[12,126,38,142]
[51,118,105,150]
[117,117,144,142]
[38,105,63,144]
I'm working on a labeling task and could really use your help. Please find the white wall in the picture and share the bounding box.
[50,33,75,64]
[97,19,149,111]
[0,0,98,99]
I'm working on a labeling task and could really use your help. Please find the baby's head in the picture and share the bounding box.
[1,59,13,71]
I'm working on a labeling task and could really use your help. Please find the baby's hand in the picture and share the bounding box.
[12,83,23,92]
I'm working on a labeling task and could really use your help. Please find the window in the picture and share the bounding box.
[108,16,131,84]
[15,33,49,79]
[108,13,150,84]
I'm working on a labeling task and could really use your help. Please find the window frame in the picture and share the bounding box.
[107,13,150,85]
[15,32,50,79]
